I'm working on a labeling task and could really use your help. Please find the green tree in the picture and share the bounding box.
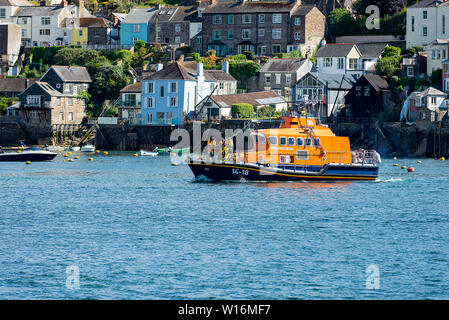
[231,103,255,118]
[329,9,354,37]
[89,64,129,105]
[382,46,401,58]
[376,56,400,78]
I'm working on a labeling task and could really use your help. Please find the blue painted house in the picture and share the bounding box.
[141,61,236,125]
[120,8,157,46]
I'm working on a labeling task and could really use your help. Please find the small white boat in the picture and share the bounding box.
[70,146,80,152]
[46,146,67,151]
[81,144,95,153]
[139,149,158,157]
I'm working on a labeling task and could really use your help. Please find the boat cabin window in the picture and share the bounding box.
[279,137,287,146]
[313,138,321,147]
[296,137,303,146]
[268,136,277,145]
[288,137,295,146]
[305,138,312,147]
[296,150,308,160]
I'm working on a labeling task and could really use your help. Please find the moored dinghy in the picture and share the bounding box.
[80,144,95,153]
[139,149,158,157]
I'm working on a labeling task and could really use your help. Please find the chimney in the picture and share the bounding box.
[221,61,229,73]
[197,62,204,77]
[62,0,68,8]
[156,63,163,72]
[25,79,29,89]
[79,0,85,18]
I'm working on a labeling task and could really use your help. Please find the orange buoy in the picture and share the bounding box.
[407,167,415,172]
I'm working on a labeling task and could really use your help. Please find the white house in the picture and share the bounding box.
[315,43,364,78]
[406,0,449,49]
[13,1,91,47]
[0,0,33,23]
[424,38,449,76]
[141,61,237,125]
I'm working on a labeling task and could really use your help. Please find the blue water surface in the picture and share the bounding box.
[0,153,448,299]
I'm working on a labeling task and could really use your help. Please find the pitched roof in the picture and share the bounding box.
[357,43,386,58]
[298,72,357,90]
[0,78,37,93]
[362,74,389,93]
[120,82,142,93]
[204,1,299,14]
[420,87,447,96]
[50,66,92,83]
[122,8,158,24]
[151,6,200,23]
[409,0,449,8]
[210,91,286,108]
[62,17,109,28]
[143,62,236,82]
[315,43,358,58]
[14,5,65,16]
[336,35,405,44]
[260,58,307,72]
[19,81,62,97]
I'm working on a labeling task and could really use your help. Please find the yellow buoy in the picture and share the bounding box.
[394,164,399,166]
[440,157,445,161]
[172,163,179,166]
[57,148,61,152]
[26,161,31,164]
[67,151,72,155]
[103,151,108,155]
[17,150,22,153]
[95,150,100,153]
[88,157,93,161]
[74,156,79,159]
[170,152,177,157]
[68,159,74,162]
[408,167,415,172]
[417,160,422,163]
[401,166,406,169]
[133,153,138,157]
[63,154,69,157]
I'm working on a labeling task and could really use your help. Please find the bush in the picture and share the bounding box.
[256,106,276,118]
[231,103,254,118]
[376,56,401,79]
[382,46,401,58]
[329,9,354,37]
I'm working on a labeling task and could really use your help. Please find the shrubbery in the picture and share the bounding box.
[231,103,254,118]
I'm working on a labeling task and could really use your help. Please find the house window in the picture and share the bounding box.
[411,16,415,32]
[95,29,100,36]
[68,112,73,121]
[258,29,264,37]
[272,45,281,54]
[364,86,371,96]
[337,58,344,69]
[228,15,234,25]
[275,74,281,84]
[57,97,61,105]
[259,14,265,24]
[286,74,291,85]
[60,112,64,120]
[132,24,140,33]
[175,36,180,43]
[175,24,181,32]
[355,86,361,96]
[196,35,202,44]
[148,82,154,93]
[431,97,437,104]
[27,95,40,105]
[0,8,5,17]
[212,30,221,40]
[39,29,50,36]
[242,29,251,40]
[423,27,427,37]
[79,30,83,37]
[213,15,222,24]
[41,17,50,25]
[160,86,164,97]
[22,18,27,24]
[272,14,282,24]
[324,57,332,67]
[157,26,161,33]
[265,75,271,84]
[420,112,426,120]
[423,10,427,20]
[407,66,414,77]
[272,28,281,39]
[170,82,177,93]
[348,58,358,70]
[148,97,154,108]
[295,17,301,25]
[443,15,446,34]
[68,98,73,105]
[258,46,267,55]
[170,97,177,107]
[242,14,252,24]
[22,29,27,37]
[294,32,301,40]
[227,29,233,40]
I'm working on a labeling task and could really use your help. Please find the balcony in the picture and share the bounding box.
[22,101,51,108]
[116,101,142,108]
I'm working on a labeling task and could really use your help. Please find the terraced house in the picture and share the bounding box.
[201,0,324,57]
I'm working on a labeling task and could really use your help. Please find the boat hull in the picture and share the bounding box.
[0,151,57,162]
[188,162,378,181]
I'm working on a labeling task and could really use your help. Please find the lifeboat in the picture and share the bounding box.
[187,116,380,181]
